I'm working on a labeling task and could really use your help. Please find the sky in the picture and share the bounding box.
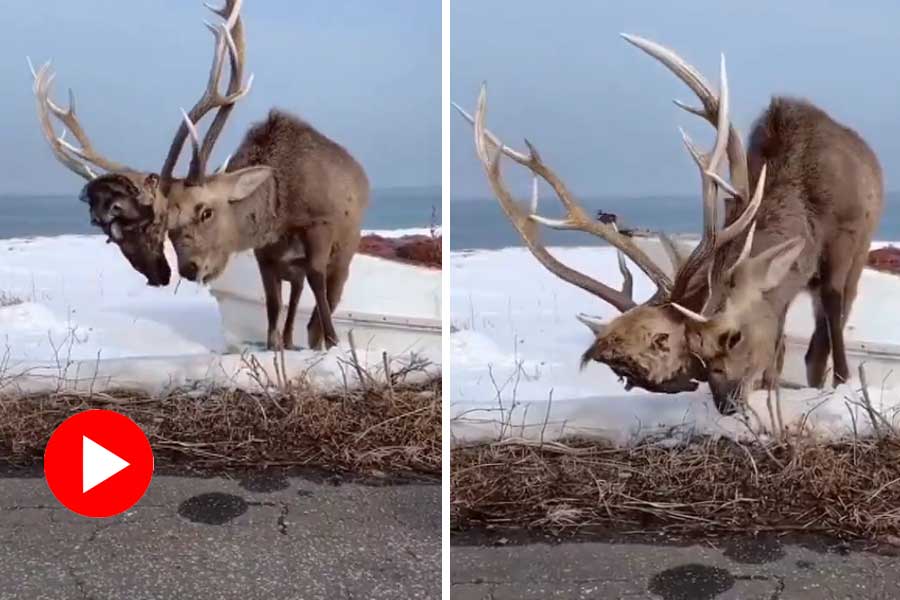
[451,0,900,199]
[0,0,439,195]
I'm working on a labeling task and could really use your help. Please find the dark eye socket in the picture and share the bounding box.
[719,330,743,350]
[199,207,214,222]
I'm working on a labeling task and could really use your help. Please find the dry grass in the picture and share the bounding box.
[0,376,441,477]
[452,435,900,539]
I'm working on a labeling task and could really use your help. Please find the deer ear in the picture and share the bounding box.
[740,237,806,292]
[143,173,159,192]
[216,166,275,203]
[138,173,160,206]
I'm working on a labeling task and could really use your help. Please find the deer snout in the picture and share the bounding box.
[180,260,200,281]
[708,373,741,416]
[147,257,172,287]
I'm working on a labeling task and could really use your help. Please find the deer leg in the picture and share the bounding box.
[303,225,337,351]
[819,246,855,386]
[282,275,305,350]
[763,331,786,390]
[805,287,831,388]
[254,250,284,351]
[841,245,868,328]
[309,254,352,348]
[827,239,868,384]
[823,286,849,385]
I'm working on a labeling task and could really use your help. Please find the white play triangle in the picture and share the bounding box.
[82,436,130,493]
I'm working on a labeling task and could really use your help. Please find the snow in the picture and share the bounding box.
[0,229,439,395]
[450,245,900,446]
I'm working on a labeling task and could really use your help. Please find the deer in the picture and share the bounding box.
[675,94,883,412]
[29,0,369,352]
[455,34,883,415]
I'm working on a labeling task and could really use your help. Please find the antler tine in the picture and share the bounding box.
[215,152,233,174]
[532,174,635,302]
[161,0,251,191]
[679,128,718,243]
[612,222,634,300]
[674,51,730,243]
[474,96,673,295]
[195,0,250,179]
[622,33,750,204]
[29,60,129,180]
[469,85,674,297]
[180,109,203,169]
[470,88,673,295]
[473,84,643,313]
[666,53,736,304]
[453,101,531,164]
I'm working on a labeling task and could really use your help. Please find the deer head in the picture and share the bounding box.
[678,237,806,412]
[157,0,273,284]
[28,0,257,286]
[29,60,171,285]
[455,35,766,395]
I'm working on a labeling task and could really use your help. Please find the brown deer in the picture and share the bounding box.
[675,96,882,412]
[455,34,882,414]
[30,0,369,351]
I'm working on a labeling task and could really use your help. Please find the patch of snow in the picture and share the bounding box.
[366,227,440,238]
[0,231,438,395]
[450,245,900,446]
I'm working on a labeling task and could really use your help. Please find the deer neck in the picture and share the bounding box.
[230,178,285,251]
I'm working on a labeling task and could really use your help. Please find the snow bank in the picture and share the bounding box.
[0,230,438,395]
[450,245,900,446]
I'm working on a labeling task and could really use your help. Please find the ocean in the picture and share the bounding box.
[7,188,898,250]
[451,193,900,250]
[0,186,441,239]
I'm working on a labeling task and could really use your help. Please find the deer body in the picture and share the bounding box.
[686,97,883,409]
[168,109,370,350]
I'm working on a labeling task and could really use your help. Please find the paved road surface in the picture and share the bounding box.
[452,531,900,599]
[0,469,440,599]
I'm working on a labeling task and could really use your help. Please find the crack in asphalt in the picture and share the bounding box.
[277,502,288,536]
[86,520,123,544]
[65,564,91,600]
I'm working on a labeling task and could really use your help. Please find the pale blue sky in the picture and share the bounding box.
[452,0,900,198]
[1,0,439,194]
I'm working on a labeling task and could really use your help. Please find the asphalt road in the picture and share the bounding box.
[0,469,440,599]
[451,531,900,599]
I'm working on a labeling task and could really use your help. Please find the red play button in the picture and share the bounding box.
[44,410,154,518]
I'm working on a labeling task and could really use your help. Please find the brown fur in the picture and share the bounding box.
[166,109,370,350]
[584,97,883,414]
[686,97,883,411]
[79,172,171,286]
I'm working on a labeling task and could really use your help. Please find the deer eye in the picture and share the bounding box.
[199,207,214,222]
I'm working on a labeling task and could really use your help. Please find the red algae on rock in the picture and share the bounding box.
[358,234,441,269]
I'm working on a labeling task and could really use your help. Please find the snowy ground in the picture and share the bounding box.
[0,229,438,395]
[450,245,900,446]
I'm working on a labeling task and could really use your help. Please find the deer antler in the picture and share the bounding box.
[455,87,673,314]
[621,35,763,308]
[160,0,253,192]
[622,34,750,203]
[29,59,131,181]
[455,37,765,319]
